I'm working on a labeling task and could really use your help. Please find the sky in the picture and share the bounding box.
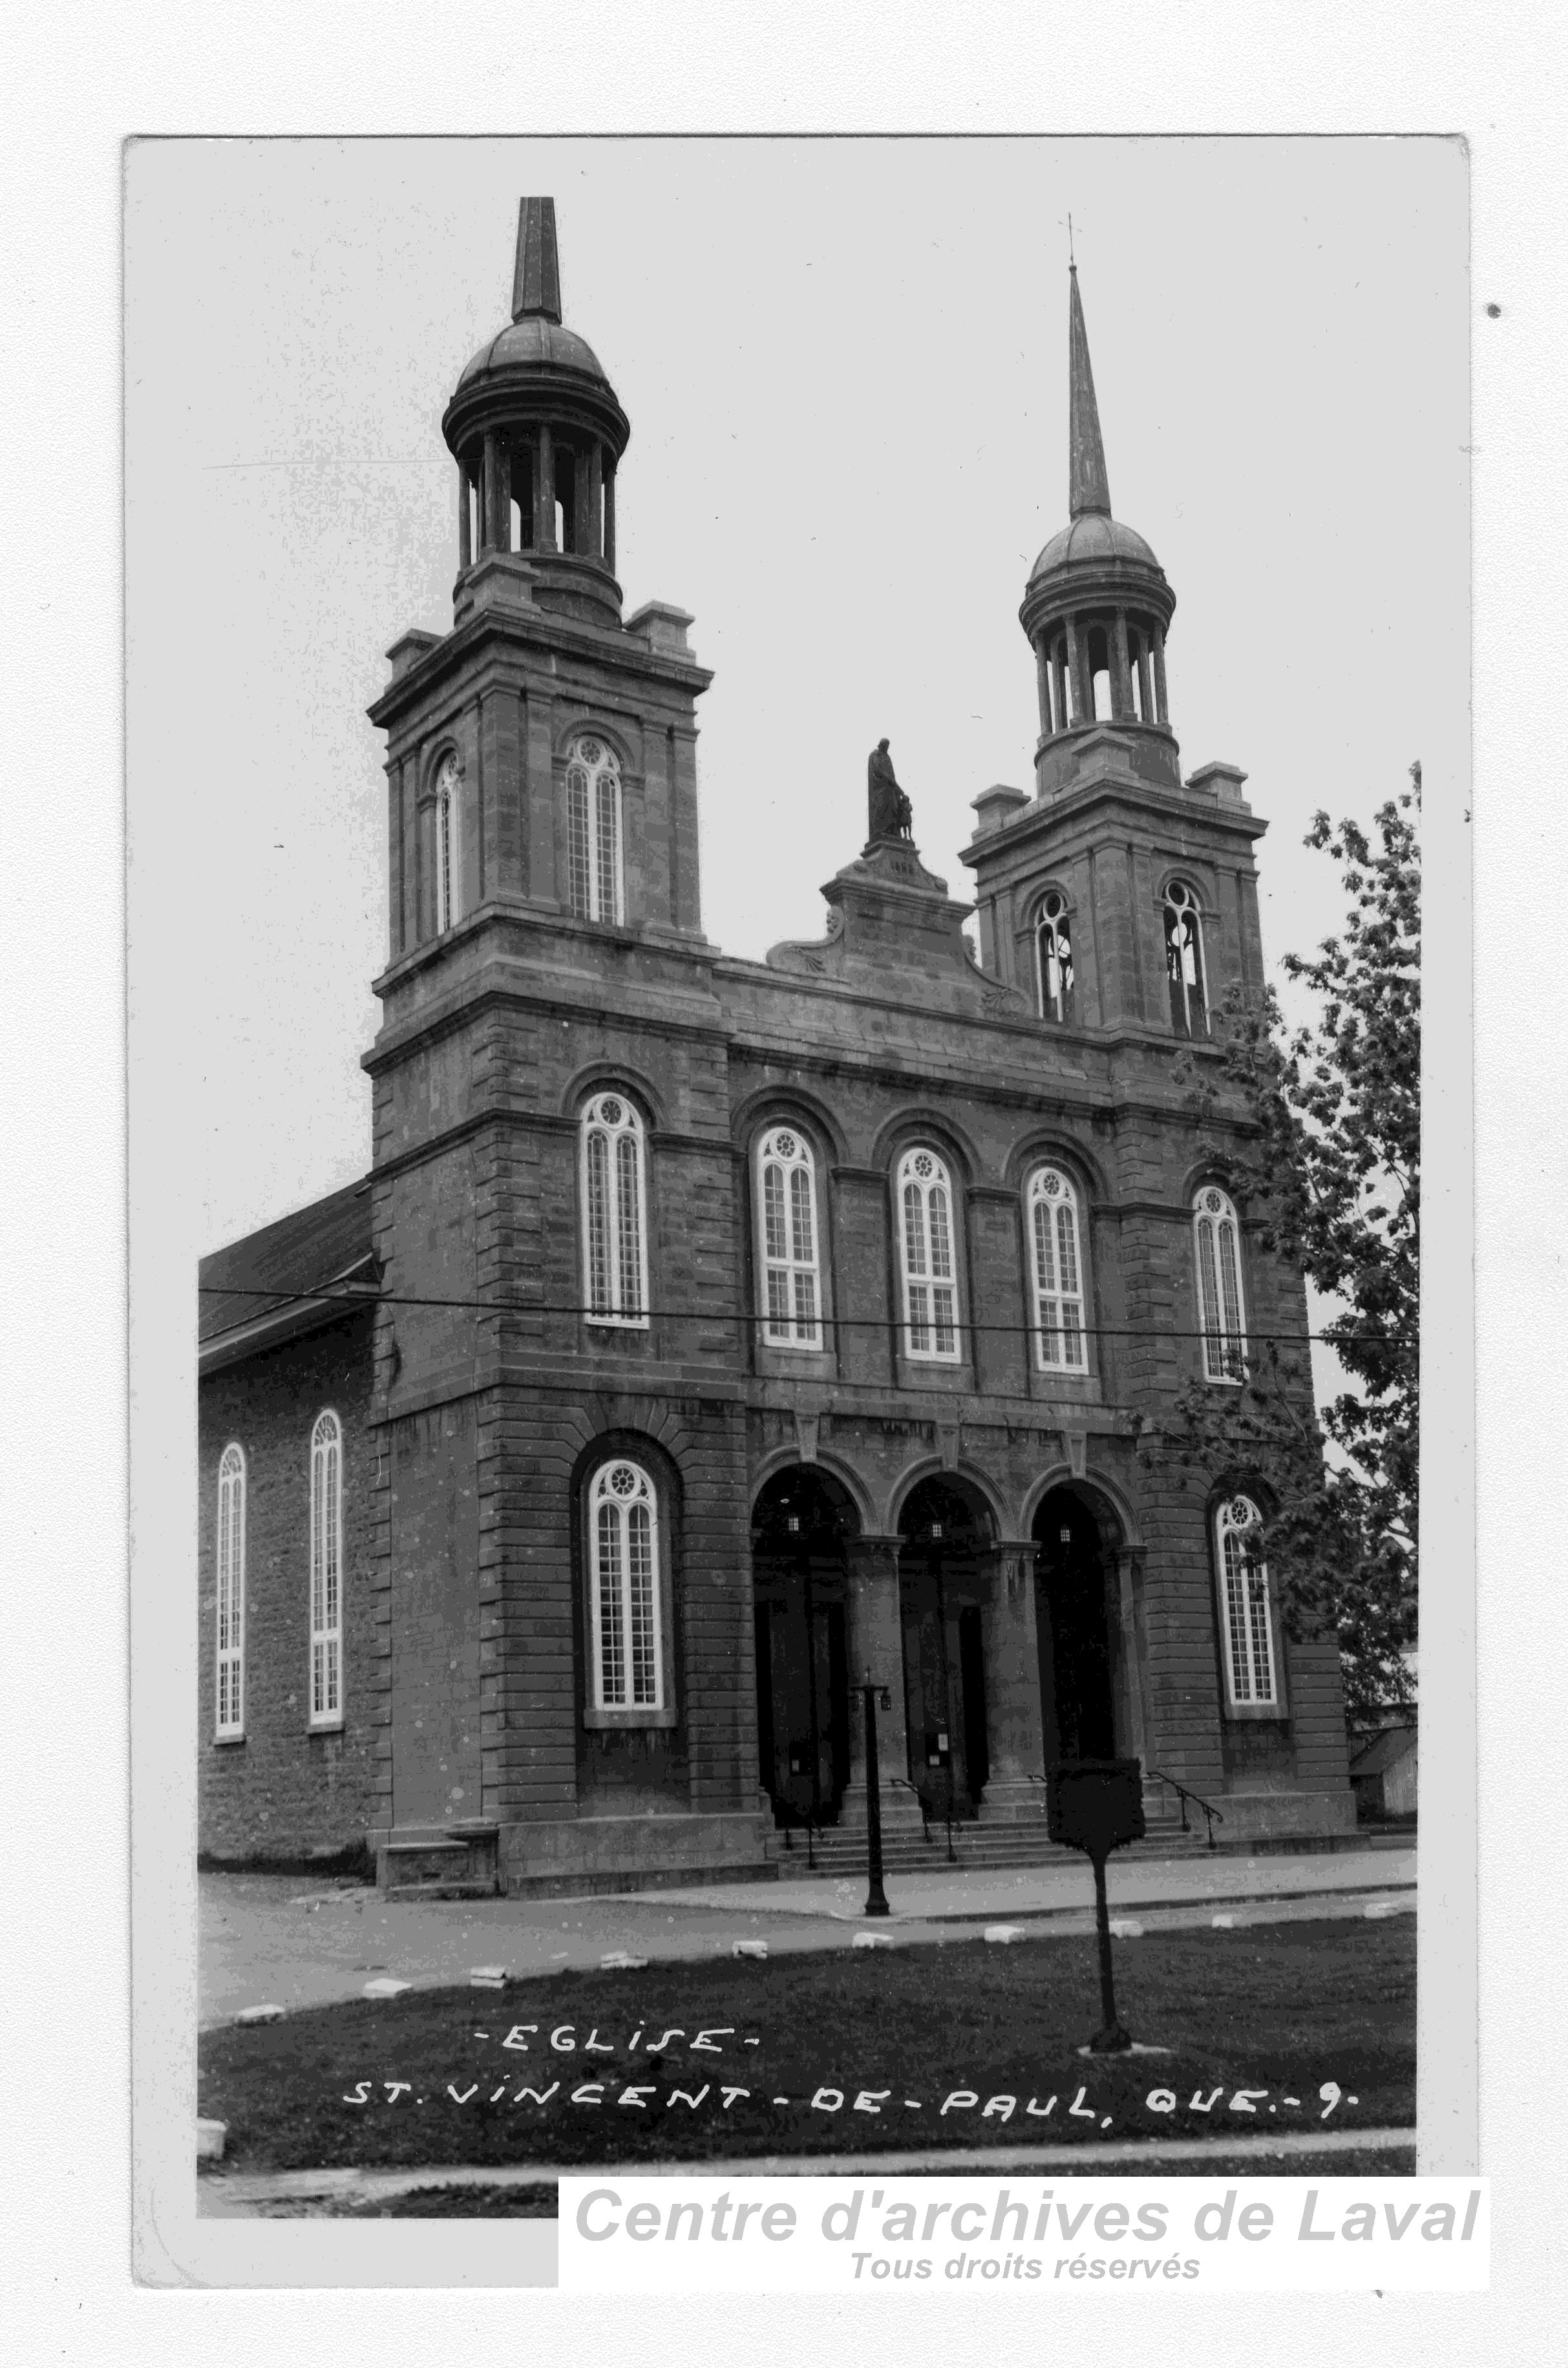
[125,136,1467,1306]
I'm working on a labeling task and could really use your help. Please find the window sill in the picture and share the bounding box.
[1223,1703,1288,1724]
[583,1706,677,1731]
[584,1316,651,1333]
[308,1717,345,1736]
[213,1730,246,1748]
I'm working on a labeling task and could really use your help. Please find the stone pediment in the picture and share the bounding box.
[765,836,1029,1018]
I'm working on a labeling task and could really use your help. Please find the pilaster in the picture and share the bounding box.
[980,1540,1048,1803]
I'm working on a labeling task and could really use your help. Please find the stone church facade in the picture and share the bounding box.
[198,198,1355,1891]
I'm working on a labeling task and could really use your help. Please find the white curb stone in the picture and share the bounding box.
[599,1951,649,1970]
[732,1940,768,1959]
[1212,1913,1237,1929]
[984,1924,1026,1944]
[1108,1918,1144,1938]
[469,1967,508,1988]
[233,2003,286,2025]
[363,1977,412,1999]
[852,1932,893,1950]
[197,2119,227,2162]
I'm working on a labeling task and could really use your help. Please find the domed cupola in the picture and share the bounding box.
[1021,264,1180,795]
[441,197,630,628]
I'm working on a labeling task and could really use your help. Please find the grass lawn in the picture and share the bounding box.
[198,1916,1413,2177]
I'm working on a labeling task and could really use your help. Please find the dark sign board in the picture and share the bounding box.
[1046,1758,1147,1856]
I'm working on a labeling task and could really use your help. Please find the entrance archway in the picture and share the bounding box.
[1033,1485,1119,1763]
[898,1475,996,1815]
[751,1468,857,1826]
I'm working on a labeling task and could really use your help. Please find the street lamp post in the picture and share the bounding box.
[860,1674,893,1918]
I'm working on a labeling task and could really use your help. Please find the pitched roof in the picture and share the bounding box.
[1348,1725,1417,1779]
[199,1176,376,1367]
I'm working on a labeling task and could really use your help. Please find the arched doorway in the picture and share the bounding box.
[750,1468,856,1826]
[1033,1485,1119,1763]
[898,1475,995,1815]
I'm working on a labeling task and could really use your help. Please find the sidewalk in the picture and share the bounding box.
[640,1846,1416,1926]
[200,1845,1413,2029]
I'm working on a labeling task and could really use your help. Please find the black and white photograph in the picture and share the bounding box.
[120,134,1470,2254]
[85,98,1542,2326]
[11,0,1568,2348]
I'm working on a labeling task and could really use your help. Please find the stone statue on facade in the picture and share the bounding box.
[867,739,914,843]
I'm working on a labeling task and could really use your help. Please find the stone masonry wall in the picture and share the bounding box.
[198,1312,385,1861]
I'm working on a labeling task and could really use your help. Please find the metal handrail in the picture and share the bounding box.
[888,1776,932,1845]
[769,1794,823,1869]
[1147,1768,1225,1850]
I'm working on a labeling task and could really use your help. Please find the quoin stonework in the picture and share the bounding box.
[198,198,1355,1894]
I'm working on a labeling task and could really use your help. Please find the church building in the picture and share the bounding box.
[198,198,1355,1893]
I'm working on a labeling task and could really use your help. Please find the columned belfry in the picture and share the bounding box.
[443,196,631,628]
[1019,264,1178,797]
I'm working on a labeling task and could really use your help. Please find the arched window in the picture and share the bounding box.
[898,1147,960,1362]
[1194,1185,1247,1381]
[309,1410,343,1726]
[582,1092,648,1326]
[1163,880,1208,1037]
[434,751,460,934]
[589,1459,664,1711]
[1035,892,1075,1025]
[1216,1494,1277,1707]
[1026,1167,1086,1371]
[756,1125,822,1349]
[215,1444,246,1738]
[566,736,622,924]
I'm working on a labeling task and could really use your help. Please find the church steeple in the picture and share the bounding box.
[966,257,1263,1039]
[442,197,630,627]
[1067,264,1112,520]
[1017,260,1178,797]
[511,195,563,323]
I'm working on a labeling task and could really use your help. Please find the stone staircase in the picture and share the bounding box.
[768,1800,1210,1883]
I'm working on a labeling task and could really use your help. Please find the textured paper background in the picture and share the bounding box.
[5,4,1560,2360]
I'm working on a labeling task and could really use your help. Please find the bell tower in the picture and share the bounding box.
[964,263,1267,1039]
[367,196,712,971]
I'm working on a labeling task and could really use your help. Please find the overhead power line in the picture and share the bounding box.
[197,1280,1412,1350]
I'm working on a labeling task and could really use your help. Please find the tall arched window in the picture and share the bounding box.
[589,1459,664,1711]
[1163,880,1208,1037]
[434,751,460,934]
[1216,1494,1277,1707]
[1194,1185,1247,1381]
[898,1147,960,1362]
[1035,892,1075,1025]
[1026,1167,1086,1371]
[757,1125,822,1348]
[309,1410,343,1727]
[566,735,622,924]
[582,1092,648,1326]
[215,1444,246,1738]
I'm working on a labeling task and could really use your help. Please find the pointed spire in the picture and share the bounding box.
[1068,262,1112,519]
[512,196,562,324]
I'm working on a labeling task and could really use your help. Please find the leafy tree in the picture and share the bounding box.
[1143,767,1421,1718]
